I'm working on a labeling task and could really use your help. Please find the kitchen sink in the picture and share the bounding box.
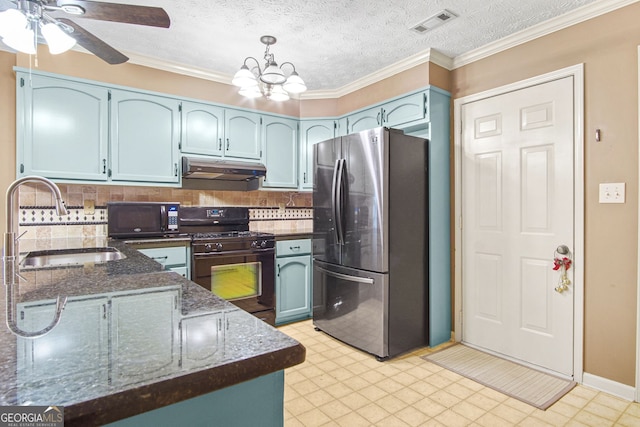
[20,247,126,268]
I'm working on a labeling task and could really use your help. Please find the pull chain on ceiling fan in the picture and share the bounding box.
[0,0,170,64]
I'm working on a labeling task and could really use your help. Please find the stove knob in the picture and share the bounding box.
[251,240,258,249]
[204,243,213,252]
[215,243,223,251]
[260,240,267,249]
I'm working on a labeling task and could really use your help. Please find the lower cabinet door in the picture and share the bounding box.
[275,255,312,324]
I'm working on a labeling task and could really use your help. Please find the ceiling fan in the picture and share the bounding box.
[0,0,170,64]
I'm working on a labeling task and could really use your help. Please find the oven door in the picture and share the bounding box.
[192,249,275,325]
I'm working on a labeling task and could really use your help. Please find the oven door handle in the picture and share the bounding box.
[193,248,274,258]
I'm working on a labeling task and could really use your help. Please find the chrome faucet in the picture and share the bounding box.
[5,176,69,258]
[3,176,70,338]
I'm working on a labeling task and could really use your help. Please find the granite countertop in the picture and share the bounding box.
[0,241,305,426]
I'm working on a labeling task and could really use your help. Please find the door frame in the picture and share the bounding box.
[453,64,585,382]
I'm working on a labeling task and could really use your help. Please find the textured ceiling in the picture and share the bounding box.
[1,0,602,91]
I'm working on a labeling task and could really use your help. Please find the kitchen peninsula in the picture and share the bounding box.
[0,241,305,426]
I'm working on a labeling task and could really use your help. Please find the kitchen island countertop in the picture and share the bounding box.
[0,240,305,426]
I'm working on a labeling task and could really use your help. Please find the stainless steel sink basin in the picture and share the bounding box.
[20,247,126,268]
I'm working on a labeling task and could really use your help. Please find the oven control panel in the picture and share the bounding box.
[206,209,224,218]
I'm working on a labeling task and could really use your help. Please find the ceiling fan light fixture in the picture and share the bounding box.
[234,35,305,101]
[41,22,76,55]
[0,8,29,39]
[2,26,36,55]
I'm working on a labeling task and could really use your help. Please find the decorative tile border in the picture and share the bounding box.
[19,206,108,226]
[249,208,313,221]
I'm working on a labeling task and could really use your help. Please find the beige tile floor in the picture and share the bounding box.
[279,320,640,427]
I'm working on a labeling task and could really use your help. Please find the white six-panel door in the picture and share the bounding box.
[461,76,574,376]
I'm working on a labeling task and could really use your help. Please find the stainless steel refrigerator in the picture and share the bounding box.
[312,127,428,360]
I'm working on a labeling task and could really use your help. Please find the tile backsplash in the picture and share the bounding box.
[16,183,313,252]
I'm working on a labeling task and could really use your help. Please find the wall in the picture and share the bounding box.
[452,3,640,386]
[0,51,16,239]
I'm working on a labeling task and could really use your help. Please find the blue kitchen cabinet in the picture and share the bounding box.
[275,239,312,325]
[347,106,381,133]
[224,109,262,160]
[383,91,428,128]
[181,101,225,157]
[262,116,298,188]
[299,119,335,190]
[137,244,190,278]
[110,90,181,184]
[16,72,109,181]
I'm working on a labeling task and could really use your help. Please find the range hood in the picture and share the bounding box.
[181,156,266,191]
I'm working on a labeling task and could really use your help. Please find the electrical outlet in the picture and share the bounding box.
[84,199,96,214]
[599,183,625,204]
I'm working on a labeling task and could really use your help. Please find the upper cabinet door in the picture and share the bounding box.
[382,92,427,128]
[348,107,382,134]
[181,101,224,157]
[299,120,335,190]
[110,90,180,183]
[262,116,298,188]
[224,109,262,160]
[19,74,109,181]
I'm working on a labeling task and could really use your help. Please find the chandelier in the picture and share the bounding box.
[232,35,307,102]
[0,1,77,55]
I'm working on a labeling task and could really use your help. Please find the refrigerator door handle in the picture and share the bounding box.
[335,158,346,245]
[316,266,374,284]
[331,159,341,244]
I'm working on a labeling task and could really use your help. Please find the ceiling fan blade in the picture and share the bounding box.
[55,1,170,28]
[57,18,129,64]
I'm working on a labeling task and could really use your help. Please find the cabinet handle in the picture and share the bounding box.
[102,304,107,319]
[303,172,307,183]
[382,109,386,123]
[226,138,230,150]
[377,111,381,125]
[290,246,301,251]
[277,263,281,277]
[174,163,178,176]
[151,256,168,262]
[218,138,222,151]
[102,159,107,174]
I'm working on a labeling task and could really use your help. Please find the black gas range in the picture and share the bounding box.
[180,207,276,325]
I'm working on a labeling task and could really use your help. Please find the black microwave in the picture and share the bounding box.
[107,202,180,238]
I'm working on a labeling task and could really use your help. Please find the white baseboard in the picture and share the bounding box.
[582,372,636,401]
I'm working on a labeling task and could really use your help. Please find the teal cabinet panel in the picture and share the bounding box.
[18,73,109,181]
[181,101,224,157]
[335,117,349,137]
[383,91,427,127]
[262,116,298,188]
[138,245,190,279]
[299,119,335,190]
[348,107,382,133]
[275,239,312,325]
[224,109,262,160]
[110,90,180,184]
[105,371,284,427]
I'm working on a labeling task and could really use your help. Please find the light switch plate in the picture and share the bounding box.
[599,183,625,203]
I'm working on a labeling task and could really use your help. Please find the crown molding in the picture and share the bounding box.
[125,52,231,84]
[300,48,453,100]
[452,0,640,69]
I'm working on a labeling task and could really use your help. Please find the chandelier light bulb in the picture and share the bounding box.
[268,85,290,102]
[238,85,262,98]
[232,65,258,88]
[260,62,286,85]
[283,71,307,94]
